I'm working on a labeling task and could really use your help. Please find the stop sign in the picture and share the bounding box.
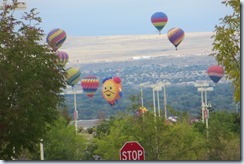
[120,141,145,160]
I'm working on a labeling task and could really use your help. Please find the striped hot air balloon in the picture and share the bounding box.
[55,51,69,66]
[66,67,81,86]
[136,106,148,116]
[167,27,185,50]
[207,65,224,84]
[81,76,100,98]
[46,28,67,51]
[151,12,168,34]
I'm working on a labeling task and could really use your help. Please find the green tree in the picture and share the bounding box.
[59,105,72,125]
[42,117,86,160]
[93,117,131,160]
[93,112,207,160]
[211,0,240,102]
[0,1,66,159]
[160,121,207,160]
[207,111,240,160]
[95,116,116,139]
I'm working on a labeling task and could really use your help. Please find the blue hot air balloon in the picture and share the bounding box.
[151,12,168,34]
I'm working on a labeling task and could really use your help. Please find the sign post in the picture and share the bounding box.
[120,141,145,160]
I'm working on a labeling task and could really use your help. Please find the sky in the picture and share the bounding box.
[1,0,235,36]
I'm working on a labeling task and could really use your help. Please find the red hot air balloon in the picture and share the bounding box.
[207,65,224,84]
[81,76,99,98]
[46,28,67,51]
[167,27,185,50]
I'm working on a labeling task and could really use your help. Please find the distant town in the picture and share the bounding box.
[67,51,228,88]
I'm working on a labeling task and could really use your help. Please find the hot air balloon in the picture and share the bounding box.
[151,12,168,34]
[46,28,67,51]
[55,51,69,66]
[102,76,122,106]
[81,76,99,98]
[66,67,81,86]
[207,65,224,84]
[167,27,185,50]
[136,106,148,116]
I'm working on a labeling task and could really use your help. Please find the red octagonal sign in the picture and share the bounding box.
[120,141,145,160]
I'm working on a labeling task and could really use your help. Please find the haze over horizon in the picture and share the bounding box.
[59,32,215,65]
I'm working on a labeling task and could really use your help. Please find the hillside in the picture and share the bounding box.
[60,32,214,65]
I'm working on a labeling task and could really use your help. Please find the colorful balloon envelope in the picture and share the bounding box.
[102,76,122,106]
[66,67,81,86]
[167,27,185,50]
[46,28,67,51]
[207,65,224,84]
[136,106,148,116]
[55,51,69,66]
[151,12,168,34]
[81,76,99,98]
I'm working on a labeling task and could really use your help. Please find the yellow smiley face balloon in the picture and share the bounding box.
[102,76,122,106]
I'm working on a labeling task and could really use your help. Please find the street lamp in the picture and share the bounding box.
[151,84,157,117]
[140,84,144,107]
[155,86,162,117]
[151,81,171,118]
[60,85,83,133]
[197,87,213,105]
[195,81,213,123]
[139,82,151,107]
[151,84,162,117]
[157,81,171,119]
